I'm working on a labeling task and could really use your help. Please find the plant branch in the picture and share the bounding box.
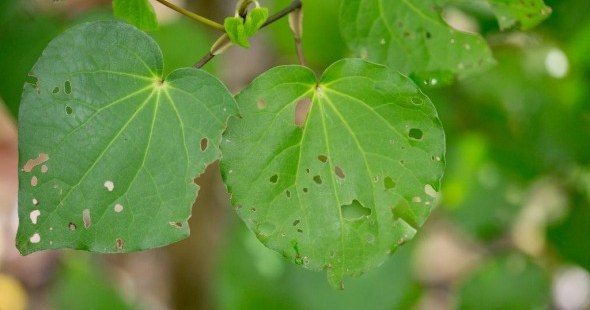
[193,0,303,69]
[154,0,225,32]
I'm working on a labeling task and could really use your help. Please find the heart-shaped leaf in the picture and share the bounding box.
[220,59,445,287]
[16,21,237,255]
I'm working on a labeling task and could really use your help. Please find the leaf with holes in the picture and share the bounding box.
[113,0,159,31]
[220,59,445,288]
[489,0,552,30]
[339,0,550,85]
[16,21,237,255]
[340,0,497,86]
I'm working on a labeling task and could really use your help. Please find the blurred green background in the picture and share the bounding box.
[0,0,589,309]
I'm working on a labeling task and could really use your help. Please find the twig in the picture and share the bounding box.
[154,0,225,32]
[193,0,303,69]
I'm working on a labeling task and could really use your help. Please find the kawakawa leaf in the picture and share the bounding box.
[16,21,237,255]
[340,0,548,85]
[220,59,445,287]
[113,0,159,31]
[488,0,552,30]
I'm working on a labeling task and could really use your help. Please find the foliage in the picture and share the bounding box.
[10,0,588,300]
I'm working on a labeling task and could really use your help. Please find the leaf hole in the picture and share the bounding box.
[292,219,300,226]
[425,31,432,39]
[269,174,278,183]
[425,184,438,198]
[318,155,328,163]
[409,128,423,140]
[65,106,73,115]
[30,210,41,224]
[341,200,371,220]
[52,87,59,94]
[104,180,114,192]
[41,165,48,173]
[26,74,38,87]
[114,204,124,213]
[294,98,312,127]
[313,175,322,185]
[384,176,396,190]
[200,138,209,151]
[302,187,308,193]
[285,190,291,198]
[32,198,39,206]
[335,166,345,179]
[68,222,77,231]
[297,228,303,233]
[22,153,49,172]
[169,221,183,229]
[30,233,41,244]
[256,99,266,110]
[64,80,72,94]
[31,176,38,187]
[116,238,124,251]
[82,209,91,229]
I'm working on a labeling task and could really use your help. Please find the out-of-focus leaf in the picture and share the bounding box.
[456,255,551,310]
[112,0,158,31]
[340,0,497,86]
[442,134,521,241]
[149,20,214,76]
[270,0,348,70]
[221,58,445,287]
[52,255,134,310]
[214,221,422,310]
[0,13,62,117]
[489,0,552,30]
[16,21,237,254]
[547,180,590,272]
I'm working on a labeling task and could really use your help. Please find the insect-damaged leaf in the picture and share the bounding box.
[220,59,445,287]
[16,21,237,254]
[340,0,550,85]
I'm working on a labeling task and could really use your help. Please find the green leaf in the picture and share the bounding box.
[52,254,135,310]
[339,0,551,85]
[113,0,158,31]
[456,255,551,310]
[340,0,497,85]
[244,7,269,37]
[489,0,552,30]
[224,16,250,48]
[224,7,269,48]
[16,21,237,255]
[220,58,445,287]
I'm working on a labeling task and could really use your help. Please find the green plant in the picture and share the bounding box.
[15,0,550,288]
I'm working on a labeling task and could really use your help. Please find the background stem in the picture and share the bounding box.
[155,0,225,31]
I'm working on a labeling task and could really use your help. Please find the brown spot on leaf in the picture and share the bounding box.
[23,153,49,173]
[294,98,312,127]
